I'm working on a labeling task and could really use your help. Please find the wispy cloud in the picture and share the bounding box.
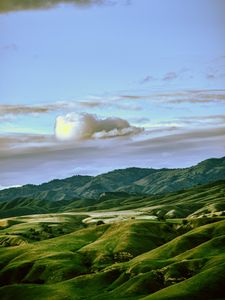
[0,133,54,157]
[120,95,148,100]
[178,114,225,125]
[139,75,155,84]
[139,68,191,85]
[118,89,225,105]
[131,127,225,150]
[0,104,53,116]
[0,98,141,119]
[167,90,225,104]
[163,72,178,81]
[206,72,225,80]
[206,73,216,80]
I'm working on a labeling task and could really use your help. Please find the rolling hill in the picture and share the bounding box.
[0,213,225,299]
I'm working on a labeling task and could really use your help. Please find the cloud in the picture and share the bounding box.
[206,72,225,80]
[120,95,147,100]
[140,75,155,84]
[0,99,141,119]
[163,72,178,81]
[138,68,191,85]
[0,104,51,116]
[54,113,143,141]
[167,90,225,104]
[78,100,142,111]
[0,0,122,14]
[93,126,142,139]
[130,117,151,124]
[206,74,216,80]
[119,89,225,105]
[131,127,225,149]
[78,101,104,108]
[0,102,98,117]
[176,115,225,127]
[0,134,55,158]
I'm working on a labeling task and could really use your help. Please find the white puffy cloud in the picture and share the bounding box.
[54,113,143,141]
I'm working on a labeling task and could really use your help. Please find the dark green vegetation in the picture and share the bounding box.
[0,156,225,299]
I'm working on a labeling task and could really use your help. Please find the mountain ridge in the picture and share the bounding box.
[0,156,225,202]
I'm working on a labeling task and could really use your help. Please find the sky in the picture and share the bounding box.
[0,0,225,186]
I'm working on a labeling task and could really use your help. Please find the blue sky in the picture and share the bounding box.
[0,0,225,186]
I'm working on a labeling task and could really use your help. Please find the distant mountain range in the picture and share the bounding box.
[0,156,225,205]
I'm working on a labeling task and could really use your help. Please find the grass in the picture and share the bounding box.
[0,211,225,299]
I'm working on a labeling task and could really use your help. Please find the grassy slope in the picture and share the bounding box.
[0,215,225,300]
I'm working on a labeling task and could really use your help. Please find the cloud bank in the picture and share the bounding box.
[55,113,143,141]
